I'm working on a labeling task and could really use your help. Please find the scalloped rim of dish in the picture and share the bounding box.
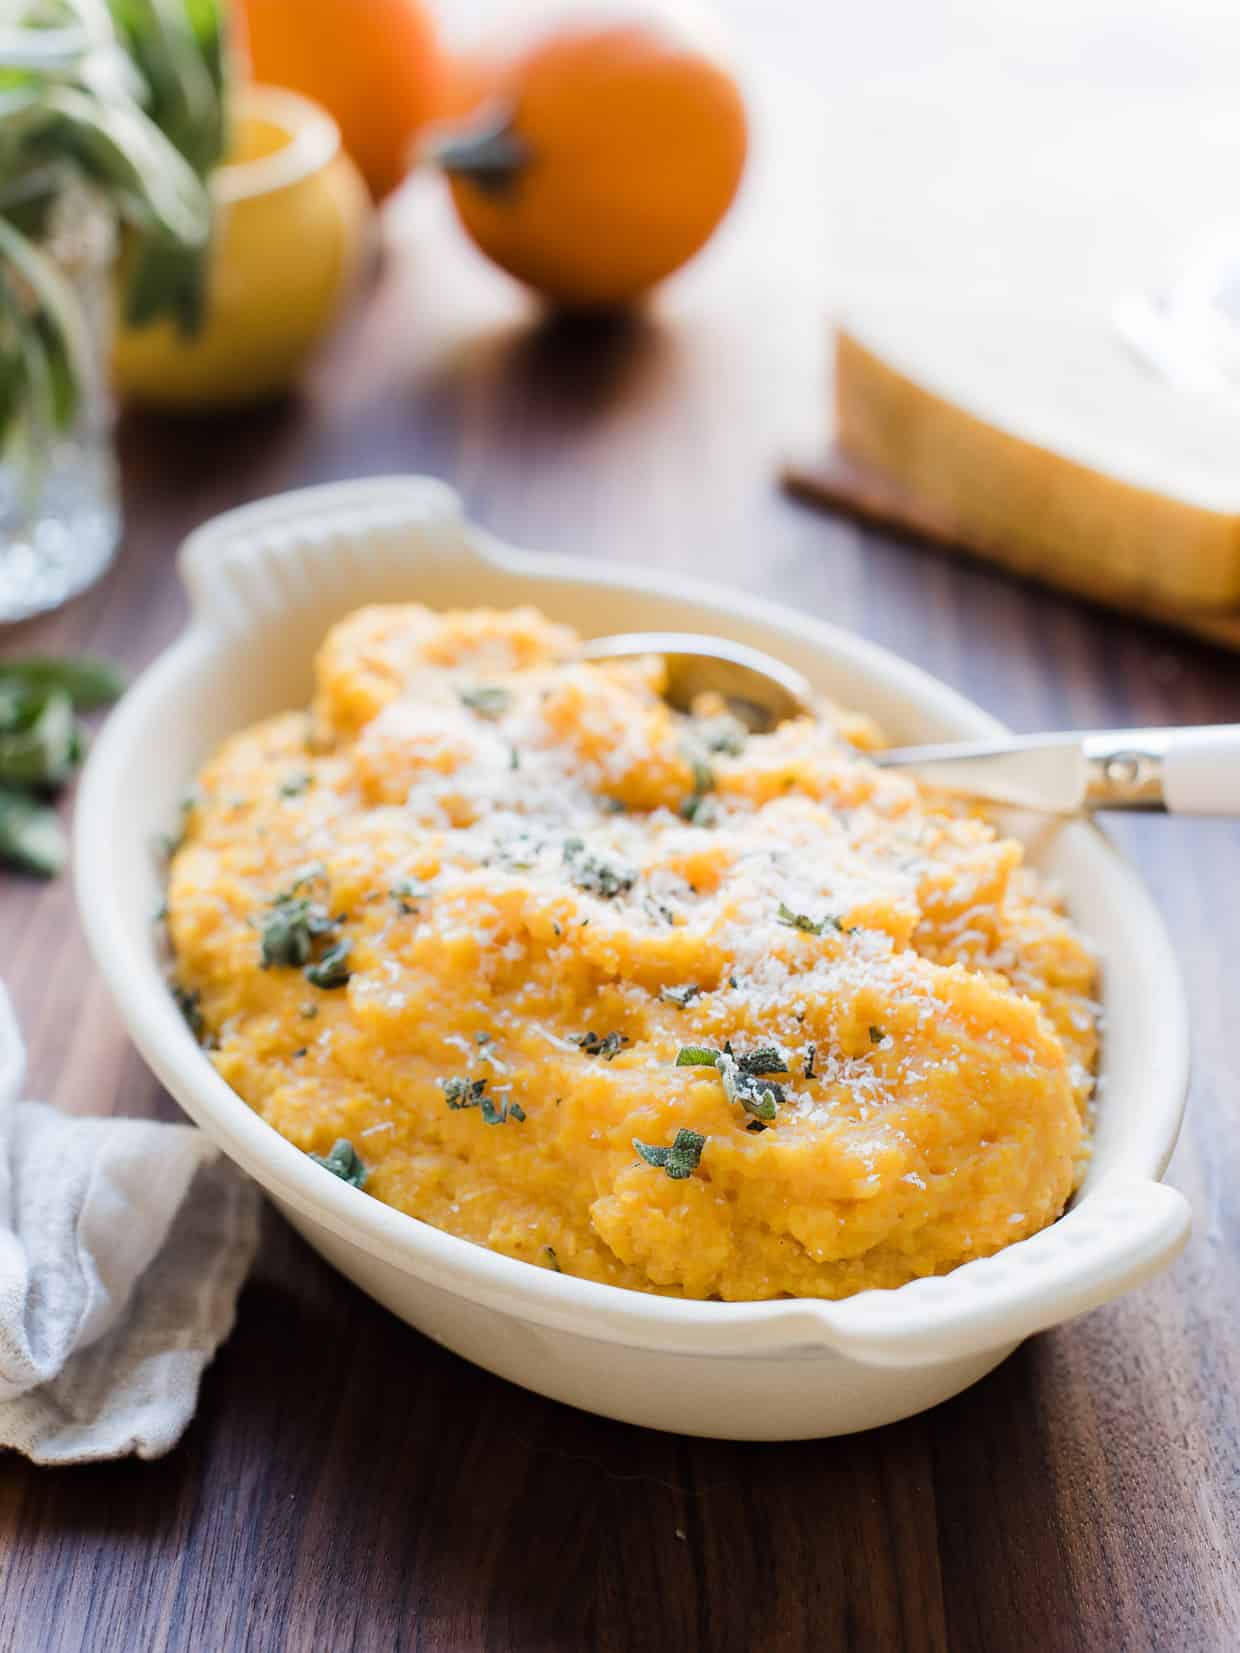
[74,477,1192,1371]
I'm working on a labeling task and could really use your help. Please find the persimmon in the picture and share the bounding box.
[429,13,748,308]
[241,0,442,200]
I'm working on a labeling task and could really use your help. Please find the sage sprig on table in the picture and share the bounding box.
[0,653,125,875]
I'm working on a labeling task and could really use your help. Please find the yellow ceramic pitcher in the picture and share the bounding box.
[113,86,370,408]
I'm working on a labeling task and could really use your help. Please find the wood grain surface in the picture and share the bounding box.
[3,13,1240,1648]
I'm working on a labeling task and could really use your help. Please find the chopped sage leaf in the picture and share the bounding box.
[172,984,204,1041]
[679,1043,788,1121]
[736,1046,788,1077]
[161,787,202,859]
[746,1118,767,1133]
[458,684,511,720]
[300,1001,320,1020]
[305,938,351,989]
[660,984,701,1009]
[391,875,429,913]
[442,1076,488,1109]
[680,794,719,826]
[676,1046,719,1068]
[719,1053,783,1121]
[695,713,747,757]
[777,901,842,936]
[280,862,327,898]
[278,771,311,798]
[633,1128,706,1180]
[563,837,636,899]
[481,1094,525,1125]
[803,1043,817,1079]
[869,1025,886,1045]
[678,739,718,824]
[686,754,715,796]
[572,1030,630,1061]
[260,894,337,968]
[308,1138,367,1189]
[601,796,627,814]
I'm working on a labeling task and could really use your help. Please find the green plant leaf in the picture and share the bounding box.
[0,653,125,708]
[0,213,94,436]
[0,784,65,875]
[0,686,76,786]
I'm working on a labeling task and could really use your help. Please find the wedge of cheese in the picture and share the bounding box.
[834,300,1240,614]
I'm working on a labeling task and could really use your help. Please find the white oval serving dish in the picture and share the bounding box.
[75,477,1192,1439]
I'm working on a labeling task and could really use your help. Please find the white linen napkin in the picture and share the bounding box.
[0,985,259,1465]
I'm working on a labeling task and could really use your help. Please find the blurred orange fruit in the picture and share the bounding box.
[240,0,442,199]
[434,48,501,124]
[429,13,748,308]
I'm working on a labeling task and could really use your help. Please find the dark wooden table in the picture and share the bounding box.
[4,28,1240,1650]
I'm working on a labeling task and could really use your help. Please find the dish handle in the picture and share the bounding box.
[177,476,476,634]
[818,1178,1191,1369]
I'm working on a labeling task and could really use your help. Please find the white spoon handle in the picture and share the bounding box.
[1161,725,1240,815]
[1083,725,1240,814]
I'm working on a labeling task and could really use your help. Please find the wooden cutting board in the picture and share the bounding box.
[784,443,1240,652]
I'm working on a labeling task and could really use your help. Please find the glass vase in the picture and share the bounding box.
[0,191,121,623]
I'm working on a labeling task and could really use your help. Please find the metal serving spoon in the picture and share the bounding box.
[580,631,1240,815]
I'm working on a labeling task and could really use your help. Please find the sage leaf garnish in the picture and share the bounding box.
[172,984,204,1041]
[458,684,511,720]
[572,1030,629,1060]
[633,1128,706,1180]
[481,1094,525,1125]
[391,876,428,914]
[442,1076,488,1109]
[803,1043,817,1079]
[736,1046,789,1076]
[159,787,202,859]
[563,837,636,899]
[687,754,715,797]
[695,713,747,757]
[677,1043,788,1123]
[718,1053,783,1122]
[678,740,718,824]
[259,894,337,968]
[869,1025,886,1045]
[278,771,310,798]
[680,794,720,826]
[660,984,701,1009]
[777,901,842,936]
[305,938,351,990]
[308,1139,367,1189]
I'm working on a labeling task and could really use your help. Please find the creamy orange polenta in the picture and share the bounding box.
[167,604,1098,1300]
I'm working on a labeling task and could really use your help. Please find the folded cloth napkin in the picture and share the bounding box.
[0,985,259,1465]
